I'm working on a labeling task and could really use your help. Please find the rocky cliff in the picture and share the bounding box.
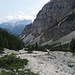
[20,0,75,45]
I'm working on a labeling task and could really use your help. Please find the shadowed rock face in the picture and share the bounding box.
[21,23,33,36]
[21,0,75,45]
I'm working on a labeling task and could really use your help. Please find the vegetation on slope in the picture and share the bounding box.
[25,42,47,53]
[0,28,25,50]
[24,38,75,54]
[70,39,75,54]
[45,43,70,51]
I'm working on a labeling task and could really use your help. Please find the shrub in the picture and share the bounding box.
[70,39,75,54]
[0,54,28,70]
[0,70,15,75]
[0,70,38,75]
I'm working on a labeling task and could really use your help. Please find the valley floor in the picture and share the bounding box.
[1,49,75,75]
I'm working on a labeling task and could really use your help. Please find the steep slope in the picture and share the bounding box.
[21,0,75,45]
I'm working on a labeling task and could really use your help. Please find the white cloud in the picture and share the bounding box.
[0,0,50,23]
[6,15,35,20]
[16,15,35,20]
[0,11,35,23]
[6,15,14,20]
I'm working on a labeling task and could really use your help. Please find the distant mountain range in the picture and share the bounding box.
[0,19,32,35]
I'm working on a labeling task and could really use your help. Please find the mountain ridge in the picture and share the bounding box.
[20,0,75,45]
[0,19,32,35]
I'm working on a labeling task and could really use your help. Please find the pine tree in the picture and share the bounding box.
[4,38,9,48]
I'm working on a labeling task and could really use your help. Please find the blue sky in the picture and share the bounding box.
[0,0,50,23]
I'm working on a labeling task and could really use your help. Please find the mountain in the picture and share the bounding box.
[20,0,75,46]
[0,28,24,50]
[0,19,32,35]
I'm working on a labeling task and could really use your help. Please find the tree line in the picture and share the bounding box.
[0,28,25,50]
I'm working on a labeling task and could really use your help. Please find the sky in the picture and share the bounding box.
[0,0,50,23]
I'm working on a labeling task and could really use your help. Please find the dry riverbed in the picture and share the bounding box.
[1,49,75,75]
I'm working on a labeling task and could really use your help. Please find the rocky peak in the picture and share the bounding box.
[21,0,75,45]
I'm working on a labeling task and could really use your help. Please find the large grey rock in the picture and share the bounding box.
[21,0,75,45]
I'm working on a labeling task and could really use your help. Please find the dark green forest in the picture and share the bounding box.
[0,28,25,50]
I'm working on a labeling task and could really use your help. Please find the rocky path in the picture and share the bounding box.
[2,49,75,75]
[17,51,75,75]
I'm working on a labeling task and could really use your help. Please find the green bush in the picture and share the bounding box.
[0,54,38,75]
[0,70,38,75]
[0,54,28,70]
[0,70,15,75]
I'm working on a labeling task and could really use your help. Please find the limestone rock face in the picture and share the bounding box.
[21,0,75,45]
